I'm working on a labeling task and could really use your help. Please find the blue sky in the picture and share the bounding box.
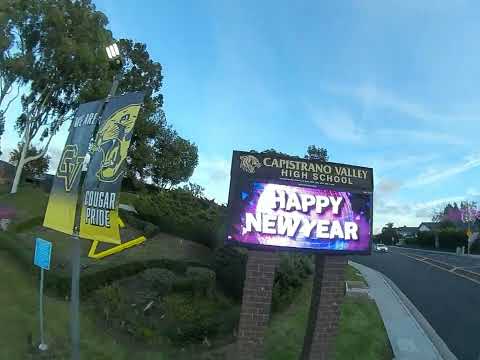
[4,0,480,233]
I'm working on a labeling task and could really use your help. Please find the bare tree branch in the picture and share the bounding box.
[23,131,54,163]
[2,84,20,114]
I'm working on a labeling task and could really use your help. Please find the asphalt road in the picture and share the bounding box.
[351,247,480,360]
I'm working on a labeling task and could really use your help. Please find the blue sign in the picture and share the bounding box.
[34,238,52,270]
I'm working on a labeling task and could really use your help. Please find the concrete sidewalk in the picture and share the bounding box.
[350,261,457,360]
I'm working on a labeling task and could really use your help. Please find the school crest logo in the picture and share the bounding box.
[92,105,139,183]
[239,155,261,174]
[57,144,84,192]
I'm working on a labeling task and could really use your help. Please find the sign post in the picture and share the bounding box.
[226,151,374,359]
[34,238,52,352]
[43,92,144,360]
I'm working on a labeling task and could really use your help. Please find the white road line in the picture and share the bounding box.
[396,252,480,286]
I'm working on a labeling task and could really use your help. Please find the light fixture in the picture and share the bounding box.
[105,43,120,60]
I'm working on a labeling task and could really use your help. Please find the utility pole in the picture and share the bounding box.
[70,42,123,360]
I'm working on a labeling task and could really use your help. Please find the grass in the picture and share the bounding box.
[265,273,392,360]
[0,184,213,280]
[119,191,139,206]
[0,250,228,360]
[0,250,170,360]
[0,184,49,225]
[335,298,392,360]
[346,264,366,283]
[0,184,392,359]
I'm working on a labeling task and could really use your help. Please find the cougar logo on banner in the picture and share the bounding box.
[239,155,261,174]
[57,145,84,192]
[92,106,137,183]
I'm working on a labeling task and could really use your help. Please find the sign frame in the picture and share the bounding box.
[34,237,52,271]
[226,151,374,255]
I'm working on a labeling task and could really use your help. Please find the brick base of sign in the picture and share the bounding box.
[235,250,280,360]
[301,255,347,360]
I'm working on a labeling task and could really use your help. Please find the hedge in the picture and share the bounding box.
[471,240,480,254]
[438,229,467,250]
[213,246,314,311]
[213,246,247,300]
[11,216,44,233]
[118,209,160,237]
[416,231,436,248]
[133,189,226,249]
[0,231,210,298]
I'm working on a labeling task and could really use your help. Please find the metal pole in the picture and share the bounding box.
[70,229,81,360]
[39,268,48,351]
[69,70,120,360]
[107,74,120,101]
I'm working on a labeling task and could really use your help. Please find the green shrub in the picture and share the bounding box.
[186,266,216,298]
[12,216,44,233]
[141,268,176,296]
[133,189,226,249]
[213,246,247,300]
[404,236,416,245]
[471,239,480,254]
[162,293,231,344]
[272,253,313,312]
[0,231,211,298]
[119,210,160,237]
[94,284,124,322]
[416,231,436,248]
[438,229,467,250]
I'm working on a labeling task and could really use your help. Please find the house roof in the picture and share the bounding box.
[0,160,15,172]
[418,222,442,230]
[418,221,479,232]
[396,226,417,231]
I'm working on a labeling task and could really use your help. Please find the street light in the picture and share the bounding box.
[105,43,120,60]
[105,42,123,98]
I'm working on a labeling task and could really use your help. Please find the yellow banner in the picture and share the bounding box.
[43,101,101,234]
[79,92,143,243]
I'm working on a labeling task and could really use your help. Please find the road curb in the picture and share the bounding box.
[350,261,458,360]
[382,275,457,360]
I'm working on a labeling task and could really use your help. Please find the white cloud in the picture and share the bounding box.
[311,109,366,143]
[189,154,231,204]
[466,188,480,197]
[329,83,477,124]
[406,153,480,187]
[375,129,468,146]
[370,153,438,174]
[373,195,466,233]
[377,179,402,194]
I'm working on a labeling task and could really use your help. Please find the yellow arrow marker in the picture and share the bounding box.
[88,236,146,259]
[467,228,472,238]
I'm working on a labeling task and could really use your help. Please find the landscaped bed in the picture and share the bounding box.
[0,185,392,359]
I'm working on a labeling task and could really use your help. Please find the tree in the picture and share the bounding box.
[432,202,477,223]
[0,0,36,110]
[8,0,113,193]
[0,0,41,155]
[182,182,205,198]
[380,223,398,245]
[432,202,462,223]
[10,143,50,179]
[111,40,200,189]
[252,145,329,161]
[305,145,329,161]
[460,201,480,225]
[150,127,198,189]
[114,39,164,183]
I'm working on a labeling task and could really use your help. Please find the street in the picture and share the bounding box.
[351,247,480,360]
